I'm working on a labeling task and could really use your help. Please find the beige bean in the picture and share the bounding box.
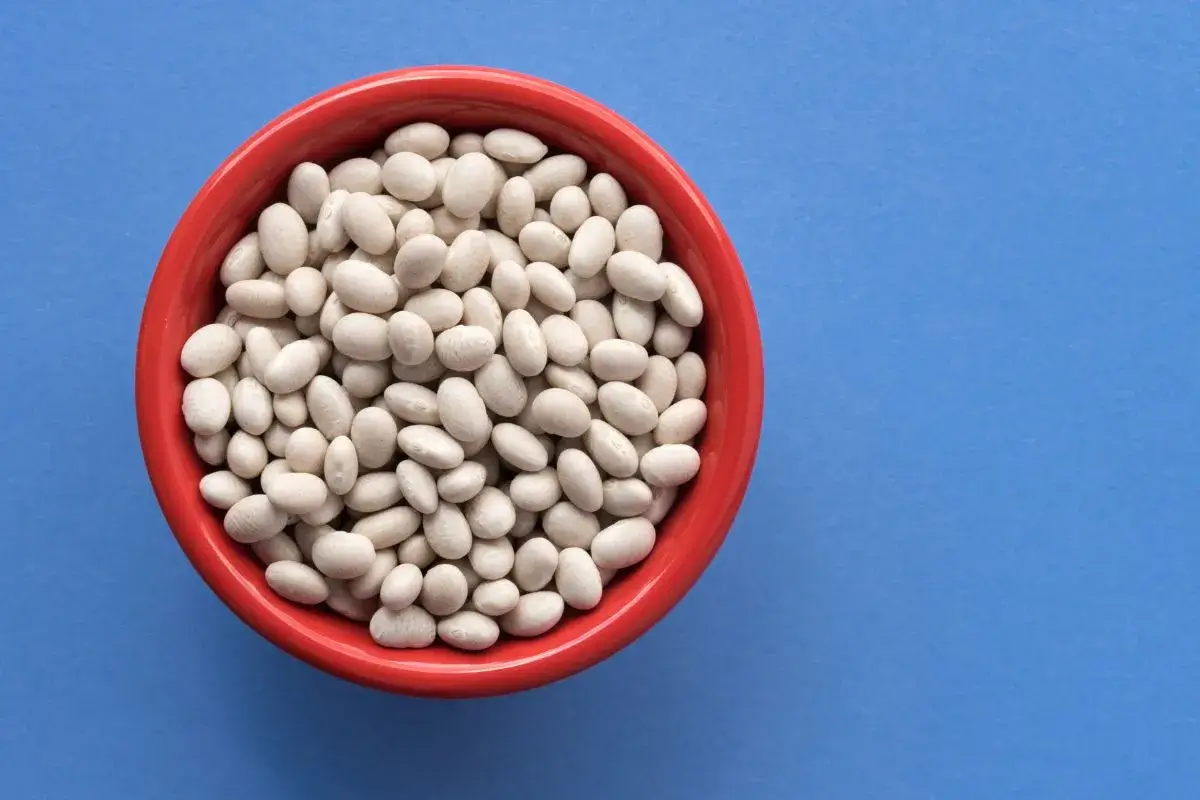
[440,229,490,292]
[483,129,548,164]
[653,316,693,358]
[602,478,653,517]
[555,547,603,610]
[199,470,251,510]
[485,228,527,269]
[544,502,601,549]
[223,494,287,543]
[404,287,463,331]
[607,251,668,302]
[496,176,535,238]
[500,591,565,636]
[435,325,496,372]
[350,406,398,469]
[531,388,591,437]
[182,377,231,435]
[675,351,707,399]
[591,517,656,569]
[615,204,663,260]
[491,422,549,471]
[637,355,678,413]
[251,531,302,566]
[394,233,447,290]
[381,151,436,202]
[379,562,424,610]
[227,431,268,478]
[266,561,329,605]
[436,461,487,503]
[265,471,329,515]
[518,221,571,266]
[395,207,436,248]
[323,435,359,495]
[181,324,243,378]
[370,605,436,648]
[549,185,590,233]
[640,443,701,487]
[461,287,503,342]
[509,468,561,512]
[423,502,473,560]
[473,354,528,417]
[586,173,628,223]
[220,233,265,286]
[512,538,560,592]
[567,215,616,278]
[465,486,516,540]
[258,202,309,275]
[385,122,450,159]
[386,309,435,366]
[351,505,420,549]
[396,425,465,470]
[332,312,391,361]
[502,309,548,377]
[556,448,604,512]
[524,154,587,202]
[597,381,659,436]
[306,375,355,439]
[491,259,531,311]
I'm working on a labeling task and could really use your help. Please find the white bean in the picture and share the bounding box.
[251,532,302,566]
[265,471,329,515]
[349,549,398,600]
[465,486,516,540]
[312,531,376,579]
[223,494,287,543]
[436,461,487,503]
[587,173,627,223]
[615,205,663,261]
[641,444,701,487]
[502,309,547,377]
[509,468,561,512]
[220,233,265,286]
[343,471,402,513]
[500,591,565,636]
[199,471,251,509]
[381,152,436,202]
[555,547,603,610]
[675,352,707,399]
[404,287,463,331]
[258,203,309,275]
[370,605,437,648]
[266,561,329,604]
[591,517,656,569]
[524,154,587,202]
[181,324,243,378]
[341,192,395,255]
[518,221,571,266]
[379,562,424,610]
[182,378,231,435]
[491,259,530,311]
[350,406,398,469]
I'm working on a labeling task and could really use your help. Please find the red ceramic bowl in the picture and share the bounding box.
[136,66,763,697]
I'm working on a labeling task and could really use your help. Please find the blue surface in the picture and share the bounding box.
[2,1,1198,797]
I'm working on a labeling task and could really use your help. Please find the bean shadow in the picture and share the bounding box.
[208,597,755,799]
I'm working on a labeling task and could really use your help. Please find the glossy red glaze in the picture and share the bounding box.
[136,66,763,697]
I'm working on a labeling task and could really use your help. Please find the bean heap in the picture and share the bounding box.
[180,123,708,651]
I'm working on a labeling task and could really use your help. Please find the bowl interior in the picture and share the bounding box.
[138,68,762,696]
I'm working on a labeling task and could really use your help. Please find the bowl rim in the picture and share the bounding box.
[136,65,764,696]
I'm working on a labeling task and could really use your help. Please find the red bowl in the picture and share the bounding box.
[136,66,763,697]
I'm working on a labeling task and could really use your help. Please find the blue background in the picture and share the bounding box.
[1,1,1198,797]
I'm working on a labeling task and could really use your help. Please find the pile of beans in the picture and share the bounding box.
[180,122,708,651]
